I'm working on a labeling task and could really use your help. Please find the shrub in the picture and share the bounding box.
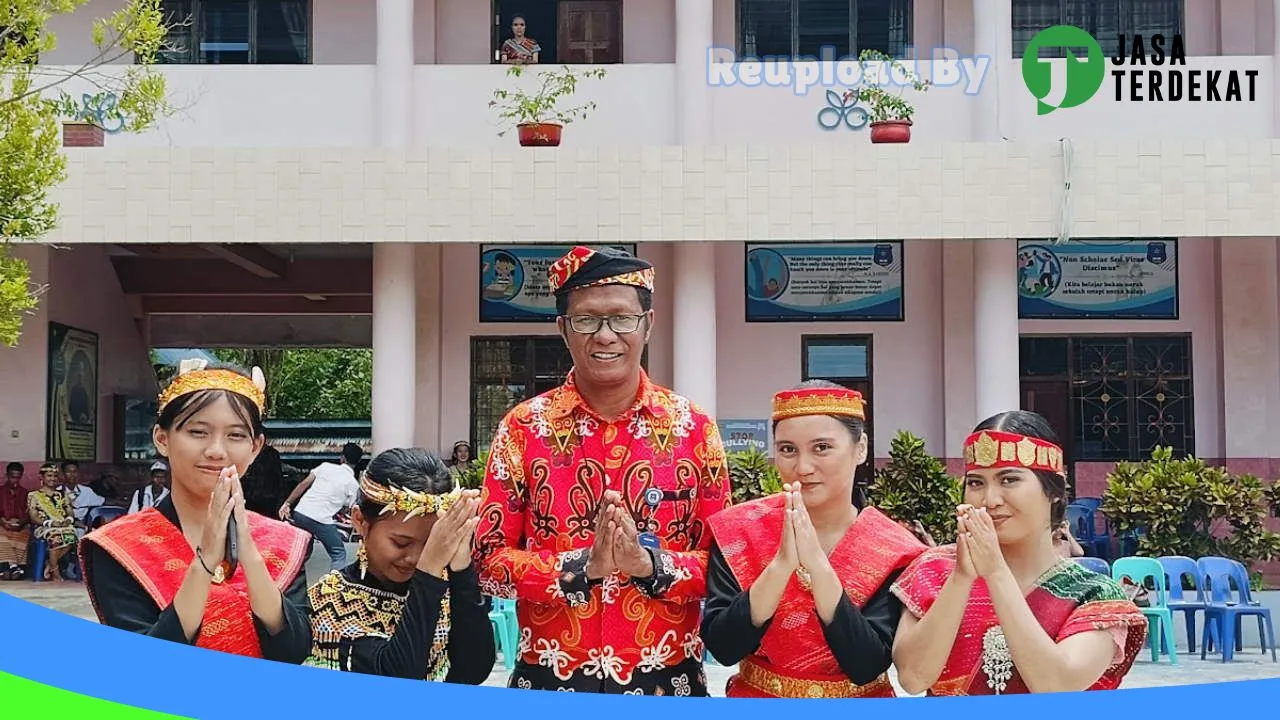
[867,430,963,544]
[727,447,782,504]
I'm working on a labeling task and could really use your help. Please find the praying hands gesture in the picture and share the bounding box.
[585,490,654,580]
[956,506,1009,580]
[418,490,482,579]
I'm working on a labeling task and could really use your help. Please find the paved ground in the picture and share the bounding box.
[6,581,1279,695]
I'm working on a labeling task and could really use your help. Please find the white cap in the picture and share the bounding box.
[150,460,169,472]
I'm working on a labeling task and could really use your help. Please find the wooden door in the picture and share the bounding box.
[1021,379,1075,489]
[557,1,620,64]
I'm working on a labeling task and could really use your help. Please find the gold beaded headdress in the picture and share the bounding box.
[359,473,461,521]
[157,359,267,414]
[771,387,866,422]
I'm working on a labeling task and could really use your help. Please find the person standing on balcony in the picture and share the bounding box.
[499,14,540,65]
[701,381,928,698]
[476,245,731,696]
[279,443,362,572]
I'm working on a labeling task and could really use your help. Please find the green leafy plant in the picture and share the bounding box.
[843,49,930,123]
[489,64,606,136]
[1101,446,1280,576]
[727,447,782,504]
[0,246,42,346]
[867,430,963,544]
[452,449,490,491]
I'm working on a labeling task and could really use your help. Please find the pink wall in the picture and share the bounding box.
[0,244,156,471]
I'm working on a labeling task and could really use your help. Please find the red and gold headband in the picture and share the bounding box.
[547,245,656,295]
[360,474,461,520]
[963,430,1066,477]
[157,360,266,414]
[772,387,866,422]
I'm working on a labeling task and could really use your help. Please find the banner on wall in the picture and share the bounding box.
[1016,239,1179,319]
[46,322,98,462]
[745,242,905,322]
[479,244,638,322]
[720,419,769,453]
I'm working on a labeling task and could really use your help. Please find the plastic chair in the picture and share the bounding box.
[1065,504,1112,560]
[85,505,126,529]
[1073,556,1110,575]
[1112,556,1177,664]
[1158,555,1209,653]
[29,538,48,583]
[1197,556,1277,663]
[487,596,518,670]
[1072,497,1103,511]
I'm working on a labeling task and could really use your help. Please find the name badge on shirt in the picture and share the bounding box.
[638,532,661,550]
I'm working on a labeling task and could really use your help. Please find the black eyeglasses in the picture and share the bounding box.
[562,314,646,335]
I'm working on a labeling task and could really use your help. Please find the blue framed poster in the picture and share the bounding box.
[479,244,638,322]
[745,242,905,322]
[1016,239,1179,320]
[720,419,770,453]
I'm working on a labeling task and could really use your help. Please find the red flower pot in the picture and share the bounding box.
[517,122,563,147]
[869,119,912,144]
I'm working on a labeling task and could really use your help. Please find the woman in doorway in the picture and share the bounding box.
[500,14,540,64]
[79,360,314,662]
[305,447,495,683]
[28,463,78,582]
[701,380,928,698]
[891,410,1147,695]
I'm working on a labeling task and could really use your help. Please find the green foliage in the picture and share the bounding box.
[489,64,606,136]
[210,348,372,420]
[844,49,931,123]
[1,0,175,346]
[452,449,490,491]
[727,447,783,504]
[867,430,963,544]
[1101,446,1280,573]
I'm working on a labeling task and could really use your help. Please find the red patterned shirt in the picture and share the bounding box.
[476,369,730,694]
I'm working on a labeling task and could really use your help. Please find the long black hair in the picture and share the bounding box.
[357,448,454,525]
[155,363,265,437]
[970,410,1068,527]
[771,379,869,509]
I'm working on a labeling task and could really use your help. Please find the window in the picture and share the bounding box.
[156,0,311,64]
[1012,0,1183,58]
[801,335,875,488]
[738,0,912,59]
[493,0,622,65]
[1018,334,1194,463]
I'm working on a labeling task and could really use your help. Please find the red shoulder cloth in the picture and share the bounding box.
[81,508,311,658]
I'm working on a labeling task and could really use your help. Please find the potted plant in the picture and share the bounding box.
[866,430,963,544]
[844,49,930,144]
[727,447,783,504]
[490,65,607,147]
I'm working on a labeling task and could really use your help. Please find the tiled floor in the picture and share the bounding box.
[6,581,1279,696]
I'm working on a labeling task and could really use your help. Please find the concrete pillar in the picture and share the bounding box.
[973,239,1021,423]
[1273,0,1280,136]
[972,0,1011,141]
[671,242,717,415]
[372,244,417,453]
[376,0,414,147]
[676,0,713,142]
[1217,237,1280,468]
[415,245,443,452]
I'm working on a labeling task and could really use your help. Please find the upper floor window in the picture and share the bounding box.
[158,0,311,64]
[1012,0,1183,58]
[737,0,912,59]
[492,0,622,65]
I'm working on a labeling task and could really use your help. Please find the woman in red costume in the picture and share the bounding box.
[80,360,314,662]
[701,380,928,698]
[892,410,1147,695]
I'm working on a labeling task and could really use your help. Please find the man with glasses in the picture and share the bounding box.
[476,245,730,696]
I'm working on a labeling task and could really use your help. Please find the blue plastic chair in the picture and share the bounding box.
[85,505,126,529]
[29,538,48,583]
[1065,503,1112,560]
[487,596,518,670]
[1073,556,1110,575]
[1197,556,1277,663]
[1159,555,1209,653]
[1072,497,1103,511]
[1112,556,1177,664]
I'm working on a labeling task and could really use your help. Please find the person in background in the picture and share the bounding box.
[306,447,494,683]
[476,245,731,695]
[243,444,288,517]
[61,460,105,532]
[1054,520,1085,559]
[445,441,473,486]
[499,14,540,65]
[0,462,31,580]
[129,461,171,514]
[279,443,363,572]
[891,410,1147,696]
[28,463,77,582]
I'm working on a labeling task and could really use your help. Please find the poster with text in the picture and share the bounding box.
[1016,240,1178,319]
[46,322,98,462]
[745,242,904,321]
[480,244,639,322]
[719,419,769,453]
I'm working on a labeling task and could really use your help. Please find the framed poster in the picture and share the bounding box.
[745,241,905,322]
[46,322,99,461]
[479,244,639,322]
[1017,239,1179,319]
[719,419,770,453]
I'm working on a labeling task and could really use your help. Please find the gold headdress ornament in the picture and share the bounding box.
[157,359,267,414]
[359,473,461,521]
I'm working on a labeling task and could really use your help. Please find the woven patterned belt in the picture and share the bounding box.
[737,657,894,698]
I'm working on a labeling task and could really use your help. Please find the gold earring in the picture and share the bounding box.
[357,542,368,580]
